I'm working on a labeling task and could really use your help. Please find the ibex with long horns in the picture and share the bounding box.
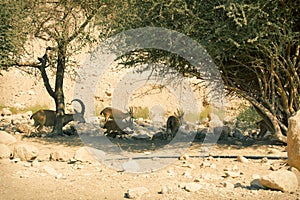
[30,99,85,132]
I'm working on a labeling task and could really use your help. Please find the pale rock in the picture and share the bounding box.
[0,131,17,145]
[260,170,298,193]
[222,181,235,189]
[160,186,173,194]
[50,151,72,162]
[0,144,11,159]
[224,171,241,178]
[287,110,300,171]
[74,147,97,163]
[12,143,38,161]
[237,155,249,163]
[183,182,202,192]
[126,187,150,199]
[42,165,58,176]
[180,154,189,160]
[1,108,12,116]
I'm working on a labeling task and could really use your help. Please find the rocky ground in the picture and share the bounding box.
[0,110,299,200]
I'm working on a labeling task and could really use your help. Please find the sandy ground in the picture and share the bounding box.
[0,133,299,200]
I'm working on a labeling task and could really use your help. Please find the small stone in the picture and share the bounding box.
[184,182,202,192]
[126,187,149,199]
[224,171,240,178]
[200,162,211,168]
[222,181,235,189]
[210,163,217,169]
[23,162,31,167]
[55,173,64,179]
[11,158,21,163]
[31,160,41,168]
[42,165,58,176]
[260,170,298,193]
[237,155,249,163]
[160,186,173,194]
[180,154,189,160]
[261,157,269,163]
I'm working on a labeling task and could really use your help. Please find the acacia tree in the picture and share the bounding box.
[108,0,299,143]
[1,0,111,135]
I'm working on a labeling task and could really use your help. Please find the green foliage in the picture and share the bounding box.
[0,0,31,68]
[0,104,48,114]
[236,105,261,127]
[108,0,299,141]
[133,107,150,119]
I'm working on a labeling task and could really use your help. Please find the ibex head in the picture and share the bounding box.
[71,99,85,123]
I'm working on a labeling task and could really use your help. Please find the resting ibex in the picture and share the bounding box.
[166,109,184,139]
[100,107,133,122]
[30,99,85,132]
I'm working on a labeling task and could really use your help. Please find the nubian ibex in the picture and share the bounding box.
[30,99,85,132]
[166,109,184,139]
[100,107,133,122]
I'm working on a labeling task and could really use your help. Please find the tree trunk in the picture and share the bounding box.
[51,42,66,135]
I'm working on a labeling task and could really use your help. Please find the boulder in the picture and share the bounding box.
[0,131,17,145]
[287,111,300,171]
[260,170,298,193]
[74,147,97,163]
[12,143,38,161]
[0,144,11,159]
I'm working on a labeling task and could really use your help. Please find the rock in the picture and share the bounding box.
[12,143,38,161]
[222,181,235,189]
[0,144,11,159]
[74,147,97,163]
[1,108,12,116]
[233,128,244,139]
[260,170,298,193]
[160,186,173,194]
[42,165,58,176]
[237,155,249,163]
[287,111,300,171]
[183,182,202,192]
[50,151,72,162]
[250,179,265,189]
[179,154,189,160]
[224,171,241,178]
[15,124,32,134]
[0,131,17,145]
[125,187,149,199]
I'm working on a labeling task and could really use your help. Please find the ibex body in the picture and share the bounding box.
[103,119,132,138]
[100,107,133,122]
[30,99,85,132]
[166,109,184,139]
